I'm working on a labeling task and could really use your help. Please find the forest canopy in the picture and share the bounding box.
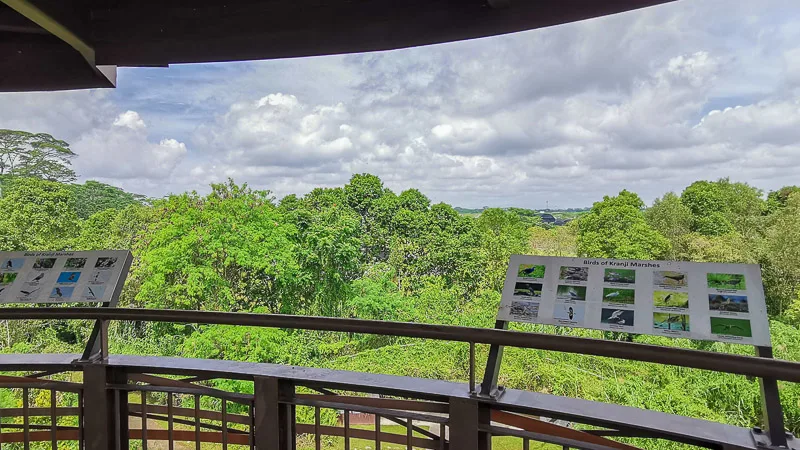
[2,129,800,446]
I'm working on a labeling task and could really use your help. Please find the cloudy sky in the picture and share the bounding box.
[2,0,799,209]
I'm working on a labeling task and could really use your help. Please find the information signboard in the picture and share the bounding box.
[498,255,770,346]
[0,250,132,304]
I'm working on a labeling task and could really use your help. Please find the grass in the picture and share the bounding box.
[602,288,635,304]
[707,273,746,290]
[295,425,557,450]
[653,291,688,308]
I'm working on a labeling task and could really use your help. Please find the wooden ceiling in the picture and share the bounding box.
[0,0,674,92]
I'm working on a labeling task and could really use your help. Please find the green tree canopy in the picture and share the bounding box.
[645,192,693,259]
[0,129,77,182]
[133,180,300,313]
[681,178,765,236]
[474,208,529,291]
[0,177,79,251]
[71,180,147,219]
[761,193,800,317]
[578,190,670,259]
[767,186,800,213]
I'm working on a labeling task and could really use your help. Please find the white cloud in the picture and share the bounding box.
[2,0,800,207]
[112,111,146,130]
[74,112,188,180]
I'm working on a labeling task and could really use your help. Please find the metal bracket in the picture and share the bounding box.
[471,385,506,401]
[753,428,797,450]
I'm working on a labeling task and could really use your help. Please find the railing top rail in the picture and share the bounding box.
[1,307,799,382]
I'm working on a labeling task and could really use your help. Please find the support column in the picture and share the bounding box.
[449,397,491,450]
[254,377,296,450]
[82,365,128,450]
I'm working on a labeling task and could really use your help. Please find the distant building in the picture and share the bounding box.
[539,213,556,224]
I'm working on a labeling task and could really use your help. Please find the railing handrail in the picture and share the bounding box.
[1,307,799,382]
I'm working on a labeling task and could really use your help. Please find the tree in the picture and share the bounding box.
[507,207,544,228]
[343,173,397,262]
[577,190,670,259]
[73,203,155,251]
[474,208,529,291]
[760,193,800,316]
[530,222,578,257]
[71,180,147,219]
[283,188,362,316]
[767,186,800,213]
[681,179,765,237]
[679,232,755,264]
[0,130,77,182]
[133,180,300,313]
[645,192,692,259]
[0,177,79,251]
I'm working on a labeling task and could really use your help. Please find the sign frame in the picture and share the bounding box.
[0,250,133,361]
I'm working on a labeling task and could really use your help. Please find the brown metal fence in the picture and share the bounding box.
[1,308,798,450]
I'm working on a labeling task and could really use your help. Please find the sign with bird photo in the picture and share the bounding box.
[498,255,771,346]
[0,250,132,305]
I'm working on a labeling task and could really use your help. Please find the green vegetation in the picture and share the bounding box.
[2,129,800,447]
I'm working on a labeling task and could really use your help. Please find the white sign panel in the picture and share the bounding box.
[498,255,771,346]
[0,250,131,304]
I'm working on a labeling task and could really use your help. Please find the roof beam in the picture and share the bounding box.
[0,0,95,65]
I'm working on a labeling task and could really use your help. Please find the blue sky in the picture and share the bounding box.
[2,0,800,208]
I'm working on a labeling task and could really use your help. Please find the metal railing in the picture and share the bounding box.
[0,307,798,450]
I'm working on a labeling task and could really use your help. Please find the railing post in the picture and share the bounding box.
[449,397,491,450]
[755,346,789,448]
[479,320,508,398]
[254,376,296,450]
[82,364,128,450]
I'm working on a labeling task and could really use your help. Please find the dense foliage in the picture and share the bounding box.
[2,132,800,448]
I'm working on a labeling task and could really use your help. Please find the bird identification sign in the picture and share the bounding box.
[0,250,132,304]
[498,255,771,346]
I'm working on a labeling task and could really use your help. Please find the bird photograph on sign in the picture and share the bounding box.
[653,291,689,309]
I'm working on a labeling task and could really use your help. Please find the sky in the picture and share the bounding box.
[2,0,800,209]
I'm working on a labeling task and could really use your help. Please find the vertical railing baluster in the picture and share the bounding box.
[343,410,350,450]
[51,389,58,450]
[77,390,84,450]
[114,390,121,450]
[249,402,255,450]
[469,342,476,394]
[194,394,201,450]
[375,413,381,450]
[315,406,321,450]
[167,392,174,450]
[141,391,147,450]
[523,437,530,450]
[406,418,413,450]
[221,399,228,450]
[22,387,29,450]
[439,423,446,450]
